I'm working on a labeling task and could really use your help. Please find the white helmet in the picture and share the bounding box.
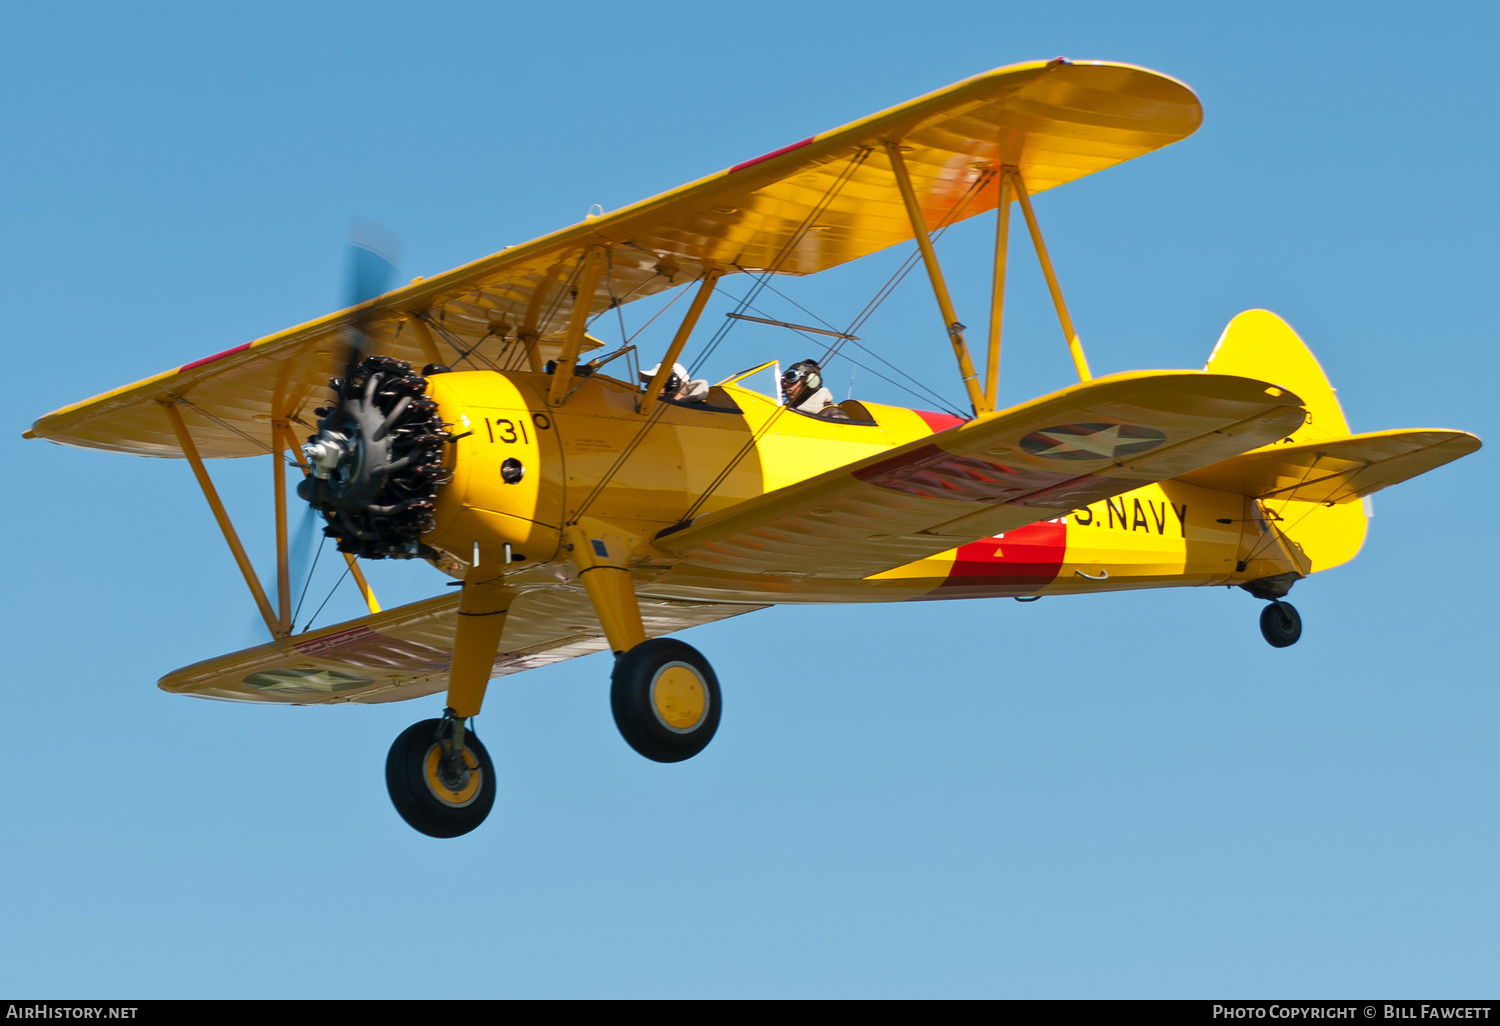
[640,362,689,393]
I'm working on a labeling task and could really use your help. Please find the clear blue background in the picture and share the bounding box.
[2,0,1495,998]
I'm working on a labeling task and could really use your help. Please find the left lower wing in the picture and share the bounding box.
[1174,429,1480,503]
[652,371,1307,579]
[160,585,765,705]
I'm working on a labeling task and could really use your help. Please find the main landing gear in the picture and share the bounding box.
[386,712,496,838]
[611,638,721,762]
[382,521,724,837]
[382,636,724,836]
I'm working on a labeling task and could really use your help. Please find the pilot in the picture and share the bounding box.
[640,361,710,403]
[781,359,850,419]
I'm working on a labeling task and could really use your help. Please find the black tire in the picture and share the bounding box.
[610,638,721,763]
[385,718,496,838]
[1259,600,1302,648]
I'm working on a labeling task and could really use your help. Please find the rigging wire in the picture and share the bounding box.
[176,398,296,465]
[601,249,629,345]
[622,279,693,346]
[536,253,589,342]
[716,287,965,416]
[574,151,873,522]
[571,273,717,520]
[1241,453,1333,565]
[422,311,501,372]
[675,165,991,523]
[817,170,992,368]
[686,148,873,378]
[725,170,992,417]
[300,560,352,633]
[290,534,326,627]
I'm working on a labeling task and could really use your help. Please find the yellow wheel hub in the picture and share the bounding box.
[652,663,707,732]
[422,744,482,807]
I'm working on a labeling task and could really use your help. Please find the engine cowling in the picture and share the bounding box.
[297,355,452,559]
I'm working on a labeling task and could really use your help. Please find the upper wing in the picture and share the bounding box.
[1174,429,1481,504]
[28,59,1199,458]
[160,583,765,704]
[653,372,1306,579]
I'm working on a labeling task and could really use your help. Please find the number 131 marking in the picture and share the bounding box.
[484,418,529,445]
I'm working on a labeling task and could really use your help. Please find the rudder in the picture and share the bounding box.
[1205,309,1350,445]
[1203,310,1366,576]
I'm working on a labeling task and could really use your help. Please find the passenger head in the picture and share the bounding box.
[781,359,822,405]
[640,362,688,396]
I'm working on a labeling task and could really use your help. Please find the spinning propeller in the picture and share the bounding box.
[297,226,454,561]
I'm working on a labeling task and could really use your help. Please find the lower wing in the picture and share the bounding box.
[160,586,766,704]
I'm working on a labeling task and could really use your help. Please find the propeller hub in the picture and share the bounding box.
[298,355,453,560]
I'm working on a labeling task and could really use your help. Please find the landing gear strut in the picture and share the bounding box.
[385,711,496,837]
[1258,600,1302,648]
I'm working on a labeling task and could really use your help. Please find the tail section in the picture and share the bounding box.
[1204,309,1350,446]
[1202,310,1366,576]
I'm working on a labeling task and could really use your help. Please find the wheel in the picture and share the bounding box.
[385,718,496,837]
[1259,600,1302,648]
[610,638,721,763]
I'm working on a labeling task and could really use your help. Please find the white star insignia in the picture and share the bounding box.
[1029,424,1138,458]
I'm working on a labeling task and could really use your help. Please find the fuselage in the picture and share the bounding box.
[425,367,1364,606]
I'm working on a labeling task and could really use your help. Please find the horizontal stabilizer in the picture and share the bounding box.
[160,584,764,705]
[654,371,1307,579]
[1174,429,1480,503]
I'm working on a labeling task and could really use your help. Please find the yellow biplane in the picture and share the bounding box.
[26,59,1480,837]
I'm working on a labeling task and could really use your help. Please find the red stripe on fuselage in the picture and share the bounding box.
[913,408,967,433]
[937,519,1067,595]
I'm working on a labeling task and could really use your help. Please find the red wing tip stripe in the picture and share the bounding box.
[180,341,252,373]
[729,137,815,173]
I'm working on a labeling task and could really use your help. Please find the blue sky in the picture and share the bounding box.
[2,0,1496,998]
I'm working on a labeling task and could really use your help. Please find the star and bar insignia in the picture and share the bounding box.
[1019,423,1168,461]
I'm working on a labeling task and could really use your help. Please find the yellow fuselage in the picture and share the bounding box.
[426,369,1365,606]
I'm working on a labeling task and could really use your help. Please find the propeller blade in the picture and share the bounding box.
[335,219,402,402]
[288,502,318,591]
[346,224,399,308]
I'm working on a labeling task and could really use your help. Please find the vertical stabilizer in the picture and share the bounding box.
[1205,310,1350,444]
[1204,310,1366,576]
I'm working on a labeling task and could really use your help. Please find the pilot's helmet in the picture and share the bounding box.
[781,359,822,402]
[640,362,688,395]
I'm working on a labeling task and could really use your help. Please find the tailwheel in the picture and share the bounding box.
[610,638,721,763]
[385,716,496,837]
[1259,600,1302,648]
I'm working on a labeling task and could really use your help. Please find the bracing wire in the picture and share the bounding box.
[711,169,992,418]
[686,148,873,378]
[300,560,352,633]
[291,534,326,627]
[1242,453,1333,565]
[674,165,991,523]
[714,287,965,416]
[176,398,296,465]
[573,151,873,523]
